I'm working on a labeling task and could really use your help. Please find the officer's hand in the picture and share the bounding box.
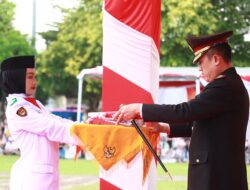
[112,103,142,125]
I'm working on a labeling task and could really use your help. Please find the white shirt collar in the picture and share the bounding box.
[8,93,27,98]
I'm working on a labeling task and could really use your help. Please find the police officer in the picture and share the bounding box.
[113,31,249,190]
[0,56,79,190]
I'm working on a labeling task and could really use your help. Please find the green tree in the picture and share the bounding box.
[37,0,102,110]
[161,0,217,66]
[0,0,14,33]
[0,0,35,62]
[210,0,250,66]
[0,0,36,96]
[38,0,250,111]
[0,0,35,126]
[0,30,35,61]
[160,0,250,66]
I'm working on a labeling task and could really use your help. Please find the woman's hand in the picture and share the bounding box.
[148,122,170,135]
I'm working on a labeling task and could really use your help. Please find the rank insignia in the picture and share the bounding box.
[103,145,116,159]
[16,107,27,117]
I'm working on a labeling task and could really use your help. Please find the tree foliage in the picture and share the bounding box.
[161,0,217,66]
[37,0,250,110]
[37,0,102,110]
[0,0,35,125]
[160,0,250,66]
[210,0,250,66]
[0,0,35,62]
[0,0,35,96]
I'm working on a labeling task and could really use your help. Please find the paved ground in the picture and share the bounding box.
[0,173,9,190]
[0,173,99,190]
[0,173,186,190]
[60,175,99,190]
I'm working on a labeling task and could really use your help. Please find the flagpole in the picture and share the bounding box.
[131,120,173,180]
[32,0,36,48]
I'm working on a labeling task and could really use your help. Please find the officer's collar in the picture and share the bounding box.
[220,67,236,76]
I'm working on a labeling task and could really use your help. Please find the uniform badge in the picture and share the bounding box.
[16,107,27,117]
[10,98,17,106]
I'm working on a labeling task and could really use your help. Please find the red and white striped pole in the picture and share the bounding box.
[101,0,161,189]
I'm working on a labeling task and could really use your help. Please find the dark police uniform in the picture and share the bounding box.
[141,31,249,190]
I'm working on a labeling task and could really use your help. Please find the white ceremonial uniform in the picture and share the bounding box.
[6,94,78,190]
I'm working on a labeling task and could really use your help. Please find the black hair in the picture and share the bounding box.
[206,43,232,63]
[1,69,26,95]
